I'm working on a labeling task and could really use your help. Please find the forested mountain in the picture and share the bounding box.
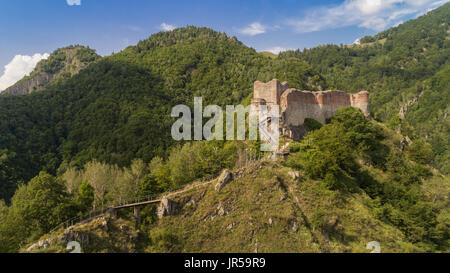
[0,5,448,253]
[0,27,323,202]
[4,46,100,95]
[279,3,450,173]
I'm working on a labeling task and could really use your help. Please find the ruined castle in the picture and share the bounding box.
[251,79,369,139]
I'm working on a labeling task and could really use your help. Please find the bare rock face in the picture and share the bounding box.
[61,228,90,248]
[26,228,89,252]
[3,46,100,95]
[5,72,53,95]
[26,237,54,252]
[157,197,177,219]
[288,171,300,180]
[217,202,226,216]
[215,169,232,192]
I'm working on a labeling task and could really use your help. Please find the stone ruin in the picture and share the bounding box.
[251,79,369,140]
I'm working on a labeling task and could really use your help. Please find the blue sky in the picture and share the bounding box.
[0,0,448,90]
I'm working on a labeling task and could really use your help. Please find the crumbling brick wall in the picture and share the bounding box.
[252,79,369,130]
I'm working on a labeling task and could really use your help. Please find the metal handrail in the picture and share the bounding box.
[48,175,217,233]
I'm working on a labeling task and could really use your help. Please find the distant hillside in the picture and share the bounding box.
[280,3,450,173]
[4,46,101,95]
[260,51,278,59]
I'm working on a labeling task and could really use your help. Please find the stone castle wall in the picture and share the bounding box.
[251,79,369,137]
[253,80,289,106]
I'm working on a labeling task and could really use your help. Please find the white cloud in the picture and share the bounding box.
[264,46,288,55]
[287,0,449,33]
[239,22,266,36]
[160,23,176,31]
[66,0,81,6]
[414,0,447,16]
[393,20,404,27]
[354,38,361,45]
[0,53,49,92]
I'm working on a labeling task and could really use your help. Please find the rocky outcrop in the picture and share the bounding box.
[214,169,232,192]
[399,91,424,119]
[288,171,300,180]
[26,237,54,252]
[24,215,138,253]
[3,46,100,95]
[5,72,53,95]
[26,227,90,252]
[157,197,177,219]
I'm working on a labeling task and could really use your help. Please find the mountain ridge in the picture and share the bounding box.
[3,45,101,95]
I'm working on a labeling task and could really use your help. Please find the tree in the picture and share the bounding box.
[75,179,94,212]
[300,123,358,191]
[62,167,82,194]
[407,139,433,164]
[2,172,72,251]
[331,107,387,167]
[0,200,10,252]
[127,159,147,198]
[83,161,114,209]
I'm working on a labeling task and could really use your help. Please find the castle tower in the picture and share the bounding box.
[253,79,289,106]
[350,91,370,116]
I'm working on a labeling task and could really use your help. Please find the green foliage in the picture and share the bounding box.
[405,65,450,173]
[286,107,446,249]
[75,180,94,212]
[331,107,388,167]
[142,156,171,195]
[0,172,76,252]
[38,45,100,74]
[303,118,322,131]
[287,107,387,190]
[280,3,450,173]
[0,27,321,202]
[147,228,182,253]
[0,8,448,253]
[0,150,18,205]
[360,35,376,43]
[0,137,242,252]
[5,45,101,94]
[287,123,358,191]
[406,139,433,164]
[141,140,239,192]
[41,50,67,73]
